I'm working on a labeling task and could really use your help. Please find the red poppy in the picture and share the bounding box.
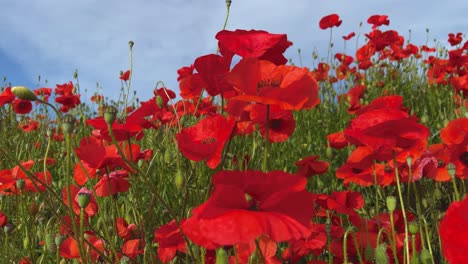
[249,104,296,142]
[90,94,103,103]
[367,15,390,29]
[440,194,468,263]
[19,119,39,132]
[338,84,366,114]
[61,185,98,217]
[177,65,194,81]
[227,58,319,110]
[342,32,355,40]
[94,170,130,197]
[283,224,328,263]
[0,87,15,106]
[216,29,292,65]
[365,29,402,52]
[421,144,451,182]
[327,131,348,149]
[116,218,139,240]
[12,99,32,114]
[120,70,131,81]
[440,118,468,179]
[312,62,330,81]
[0,210,7,227]
[154,220,187,263]
[33,87,52,102]
[179,54,233,98]
[0,160,52,195]
[59,235,105,261]
[182,170,315,249]
[73,136,148,185]
[176,114,235,169]
[225,100,256,136]
[344,107,429,162]
[55,81,81,112]
[421,45,436,53]
[295,155,329,178]
[122,239,145,259]
[448,32,463,46]
[319,14,342,30]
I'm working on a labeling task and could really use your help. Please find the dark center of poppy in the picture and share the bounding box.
[352,168,362,174]
[257,79,280,94]
[437,159,445,168]
[384,165,393,173]
[202,137,216,144]
[245,193,259,211]
[270,119,282,129]
[459,152,468,165]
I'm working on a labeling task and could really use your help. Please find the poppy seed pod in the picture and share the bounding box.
[409,221,419,235]
[104,105,118,125]
[11,86,37,101]
[62,114,76,135]
[447,163,456,178]
[375,243,389,264]
[386,196,397,212]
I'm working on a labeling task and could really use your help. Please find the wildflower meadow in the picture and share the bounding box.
[1,1,467,263]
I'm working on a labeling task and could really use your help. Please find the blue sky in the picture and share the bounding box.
[1,0,466,102]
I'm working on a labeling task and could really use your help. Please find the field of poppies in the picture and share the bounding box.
[1,3,468,264]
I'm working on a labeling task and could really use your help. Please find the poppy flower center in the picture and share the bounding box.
[270,119,282,129]
[257,79,280,94]
[384,165,393,173]
[202,137,216,144]
[352,168,362,174]
[245,193,259,211]
[437,159,445,168]
[459,152,468,165]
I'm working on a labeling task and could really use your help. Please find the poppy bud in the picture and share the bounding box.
[120,256,131,264]
[175,171,184,190]
[104,105,118,125]
[326,144,333,159]
[434,188,442,200]
[164,149,171,164]
[156,95,164,108]
[23,236,29,249]
[216,248,228,264]
[45,233,56,252]
[386,196,397,212]
[364,244,374,262]
[420,248,431,264]
[409,221,419,235]
[46,125,55,137]
[447,163,456,178]
[62,114,76,135]
[420,113,428,123]
[374,243,389,264]
[11,86,37,101]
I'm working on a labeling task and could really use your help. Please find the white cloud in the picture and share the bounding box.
[1,0,466,102]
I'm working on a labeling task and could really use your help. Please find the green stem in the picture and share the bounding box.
[262,105,270,172]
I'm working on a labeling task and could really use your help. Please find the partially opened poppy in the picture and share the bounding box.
[120,70,131,81]
[55,81,81,113]
[227,58,319,110]
[367,15,390,29]
[295,155,329,178]
[154,220,187,263]
[182,170,315,249]
[216,29,292,65]
[176,114,235,169]
[0,210,8,227]
[319,14,342,30]
[94,170,130,197]
[0,87,15,106]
